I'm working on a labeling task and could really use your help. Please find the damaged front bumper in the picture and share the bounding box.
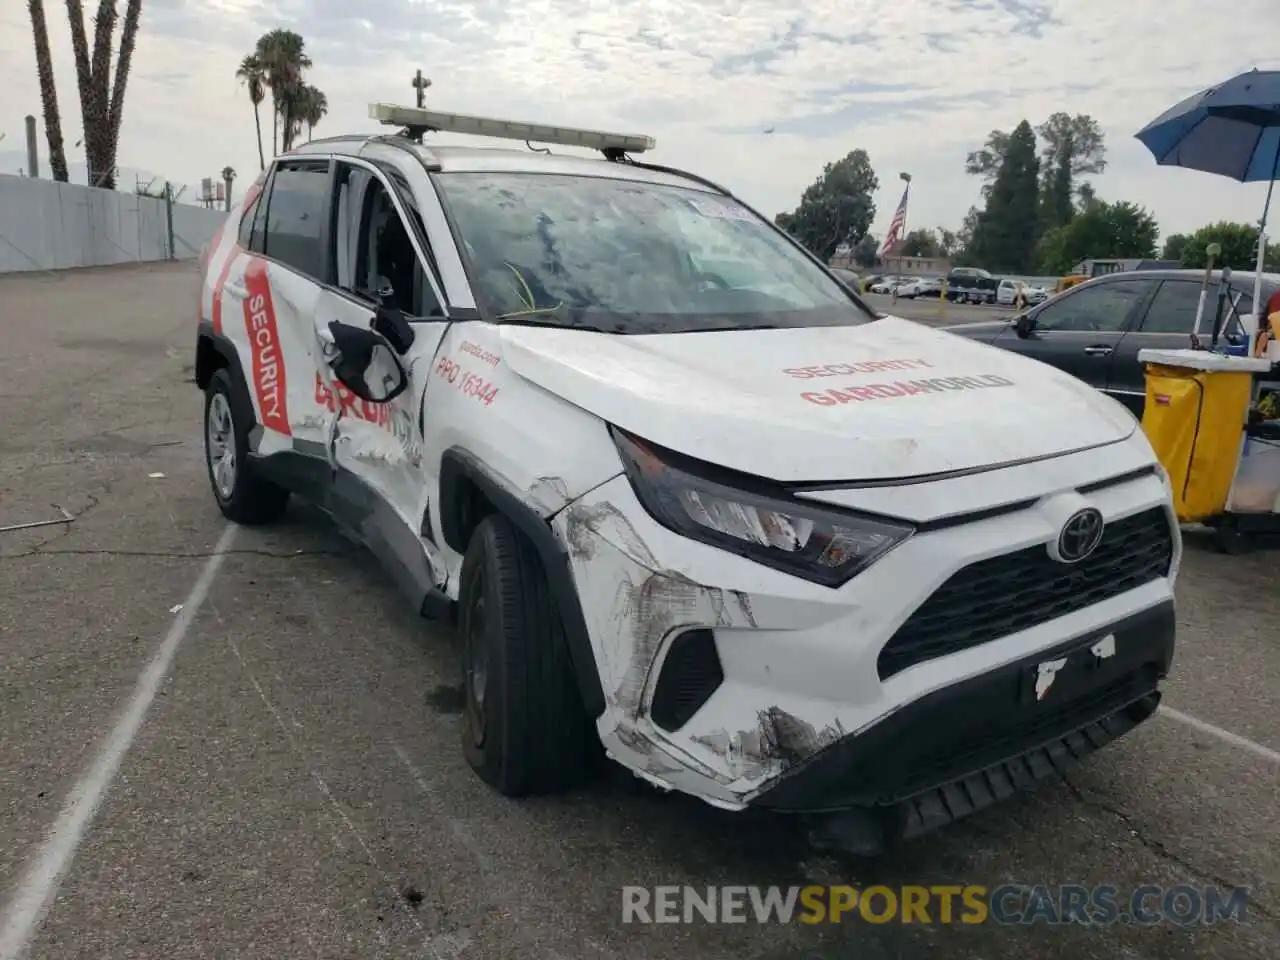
[761,601,1174,854]
[551,469,1177,839]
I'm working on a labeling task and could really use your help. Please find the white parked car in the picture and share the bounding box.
[997,279,1049,306]
[194,99,1180,855]
[898,277,945,299]
[869,277,901,294]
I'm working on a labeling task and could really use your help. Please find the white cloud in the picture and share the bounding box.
[1,0,1278,243]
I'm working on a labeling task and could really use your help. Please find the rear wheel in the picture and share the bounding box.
[459,513,591,795]
[204,368,289,525]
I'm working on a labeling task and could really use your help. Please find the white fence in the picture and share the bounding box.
[0,174,227,274]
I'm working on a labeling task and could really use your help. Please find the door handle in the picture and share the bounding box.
[223,281,248,300]
[1083,345,1113,356]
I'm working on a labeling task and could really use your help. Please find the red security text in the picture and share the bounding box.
[434,356,499,406]
[314,372,392,428]
[802,374,1015,405]
[783,359,933,379]
[242,260,291,435]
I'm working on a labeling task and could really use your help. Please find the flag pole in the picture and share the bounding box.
[899,172,911,240]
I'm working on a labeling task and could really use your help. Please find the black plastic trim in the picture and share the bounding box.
[195,321,249,393]
[437,447,606,718]
[650,629,724,732]
[752,599,1175,816]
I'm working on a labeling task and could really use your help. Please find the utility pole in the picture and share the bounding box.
[24,115,38,178]
[412,69,431,108]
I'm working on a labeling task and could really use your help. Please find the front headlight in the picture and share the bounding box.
[612,428,914,587]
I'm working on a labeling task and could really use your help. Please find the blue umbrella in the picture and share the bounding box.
[1135,68,1280,319]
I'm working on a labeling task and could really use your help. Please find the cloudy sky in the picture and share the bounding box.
[1,1,1278,242]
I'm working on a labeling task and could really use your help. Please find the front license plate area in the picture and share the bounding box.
[1020,633,1120,705]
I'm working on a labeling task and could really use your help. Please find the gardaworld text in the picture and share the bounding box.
[802,374,1015,405]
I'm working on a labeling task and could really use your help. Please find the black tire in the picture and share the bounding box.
[459,513,591,795]
[203,367,290,525]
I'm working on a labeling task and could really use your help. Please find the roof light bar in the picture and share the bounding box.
[368,102,656,155]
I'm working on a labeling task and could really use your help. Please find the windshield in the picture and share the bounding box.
[433,171,876,333]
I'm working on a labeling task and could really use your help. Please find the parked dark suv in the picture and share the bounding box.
[945,270,1279,417]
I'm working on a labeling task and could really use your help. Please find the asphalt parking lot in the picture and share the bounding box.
[0,262,1277,959]
[861,290,1013,326]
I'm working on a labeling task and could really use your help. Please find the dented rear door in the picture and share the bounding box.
[227,159,333,456]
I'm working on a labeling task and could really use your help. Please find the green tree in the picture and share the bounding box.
[1034,201,1160,275]
[63,0,144,189]
[964,129,1011,199]
[952,206,983,264]
[1036,113,1106,229]
[236,54,267,170]
[1178,221,1279,271]
[26,0,69,181]
[254,29,312,154]
[966,114,1105,230]
[1162,233,1188,262]
[852,234,880,268]
[777,149,879,262]
[968,120,1040,272]
[899,228,943,258]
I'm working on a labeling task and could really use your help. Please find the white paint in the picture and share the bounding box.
[1090,634,1116,660]
[0,174,225,274]
[498,315,1138,483]
[1158,706,1280,765]
[1035,658,1069,701]
[0,524,238,960]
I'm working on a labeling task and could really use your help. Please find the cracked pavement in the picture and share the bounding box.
[0,262,1276,958]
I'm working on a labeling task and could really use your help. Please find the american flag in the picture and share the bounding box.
[878,186,909,257]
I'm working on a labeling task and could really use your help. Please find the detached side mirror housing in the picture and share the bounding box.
[326,321,409,403]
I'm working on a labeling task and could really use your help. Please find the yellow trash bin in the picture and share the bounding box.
[1137,349,1269,522]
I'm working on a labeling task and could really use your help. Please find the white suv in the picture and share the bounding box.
[194,102,1180,854]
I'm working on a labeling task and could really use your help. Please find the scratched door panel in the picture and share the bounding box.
[233,259,324,453]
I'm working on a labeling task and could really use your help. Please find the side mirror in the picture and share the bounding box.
[326,321,409,403]
[373,303,416,354]
[1014,312,1036,338]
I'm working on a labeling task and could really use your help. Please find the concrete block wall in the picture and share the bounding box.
[0,174,227,274]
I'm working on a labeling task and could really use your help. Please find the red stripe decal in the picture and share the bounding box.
[242,259,291,436]
[210,245,238,334]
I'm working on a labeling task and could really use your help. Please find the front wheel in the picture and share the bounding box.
[204,368,289,525]
[459,513,591,796]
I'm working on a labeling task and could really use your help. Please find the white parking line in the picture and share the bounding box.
[0,524,238,960]
[1158,705,1280,765]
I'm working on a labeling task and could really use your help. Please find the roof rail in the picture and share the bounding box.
[368,102,656,159]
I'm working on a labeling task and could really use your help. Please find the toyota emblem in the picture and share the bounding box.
[1055,507,1105,563]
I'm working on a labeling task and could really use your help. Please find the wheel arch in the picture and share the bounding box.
[195,320,249,394]
[439,446,606,719]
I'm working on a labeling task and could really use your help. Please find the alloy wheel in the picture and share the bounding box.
[207,392,237,500]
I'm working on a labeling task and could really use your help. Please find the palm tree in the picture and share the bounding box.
[254,30,310,155]
[26,0,69,180]
[236,54,267,170]
[299,85,328,143]
[105,0,144,188]
[62,0,141,190]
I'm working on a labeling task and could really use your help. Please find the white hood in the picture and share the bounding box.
[499,315,1137,483]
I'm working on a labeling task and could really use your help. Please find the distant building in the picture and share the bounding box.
[1070,258,1181,277]
[880,253,951,276]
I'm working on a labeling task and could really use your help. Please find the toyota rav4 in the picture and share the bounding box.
[194,101,1180,854]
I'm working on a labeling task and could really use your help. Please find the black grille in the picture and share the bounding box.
[650,629,723,732]
[878,507,1174,680]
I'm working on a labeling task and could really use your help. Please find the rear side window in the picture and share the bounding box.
[260,160,330,278]
[236,191,262,250]
[1142,279,1248,336]
[1140,280,1205,333]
